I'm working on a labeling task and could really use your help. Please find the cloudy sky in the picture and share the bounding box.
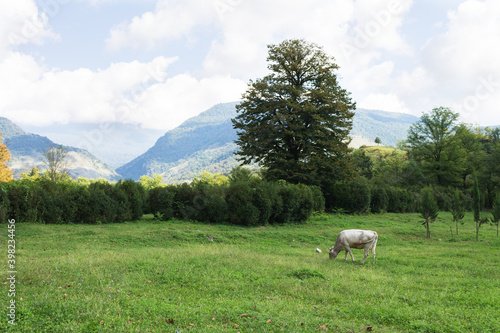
[1,0,500,133]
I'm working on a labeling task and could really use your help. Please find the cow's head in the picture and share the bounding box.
[328,247,338,260]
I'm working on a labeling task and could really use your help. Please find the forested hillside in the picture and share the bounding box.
[116,102,242,182]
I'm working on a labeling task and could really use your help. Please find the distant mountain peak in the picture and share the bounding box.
[0,117,27,140]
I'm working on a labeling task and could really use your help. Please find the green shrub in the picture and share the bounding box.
[148,186,175,221]
[117,179,145,221]
[386,187,416,213]
[371,187,388,213]
[192,181,228,223]
[251,183,273,224]
[275,183,314,223]
[325,177,370,213]
[226,182,259,226]
[0,184,10,222]
[171,183,197,220]
[310,186,325,213]
[75,185,100,224]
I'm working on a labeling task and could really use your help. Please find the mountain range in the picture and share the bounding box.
[0,117,120,180]
[117,102,420,182]
[1,102,426,182]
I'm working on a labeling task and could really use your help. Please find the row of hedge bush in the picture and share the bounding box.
[0,174,484,225]
[324,177,418,214]
[0,177,324,225]
[148,180,324,225]
[0,179,145,224]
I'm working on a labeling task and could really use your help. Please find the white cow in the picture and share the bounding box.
[329,229,378,264]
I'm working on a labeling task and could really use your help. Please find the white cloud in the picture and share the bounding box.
[104,0,414,79]
[414,0,500,124]
[125,74,246,129]
[422,0,500,81]
[0,0,57,53]
[106,0,216,51]
[0,54,173,126]
[0,51,245,130]
[358,93,411,114]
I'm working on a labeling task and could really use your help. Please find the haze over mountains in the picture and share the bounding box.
[2,102,428,182]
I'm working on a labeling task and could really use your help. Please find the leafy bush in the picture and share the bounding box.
[325,177,370,213]
[148,186,175,221]
[275,183,314,224]
[371,186,388,213]
[192,181,228,223]
[117,179,145,221]
[0,184,9,222]
[226,182,260,226]
[386,187,416,213]
[310,186,325,213]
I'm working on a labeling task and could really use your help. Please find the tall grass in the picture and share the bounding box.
[2,212,499,332]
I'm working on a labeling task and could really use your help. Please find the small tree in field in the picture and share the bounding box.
[492,194,500,237]
[375,137,382,146]
[419,187,438,238]
[472,171,486,241]
[449,190,465,235]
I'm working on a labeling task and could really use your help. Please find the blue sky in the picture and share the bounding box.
[1,0,500,133]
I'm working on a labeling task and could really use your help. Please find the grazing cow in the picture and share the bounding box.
[329,229,378,264]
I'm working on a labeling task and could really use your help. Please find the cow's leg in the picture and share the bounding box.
[344,250,348,261]
[361,247,369,264]
[346,246,355,262]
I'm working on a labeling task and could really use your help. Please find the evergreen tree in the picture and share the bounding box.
[419,187,438,238]
[233,39,356,188]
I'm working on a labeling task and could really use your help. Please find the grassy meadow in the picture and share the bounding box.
[2,212,500,332]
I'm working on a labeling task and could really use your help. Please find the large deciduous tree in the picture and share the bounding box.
[232,39,355,187]
[406,107,465,186]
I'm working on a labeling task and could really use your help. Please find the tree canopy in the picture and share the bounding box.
[406,107,465,186]
[232,39,356,187]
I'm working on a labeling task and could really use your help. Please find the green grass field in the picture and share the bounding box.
[2,213,500,332]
